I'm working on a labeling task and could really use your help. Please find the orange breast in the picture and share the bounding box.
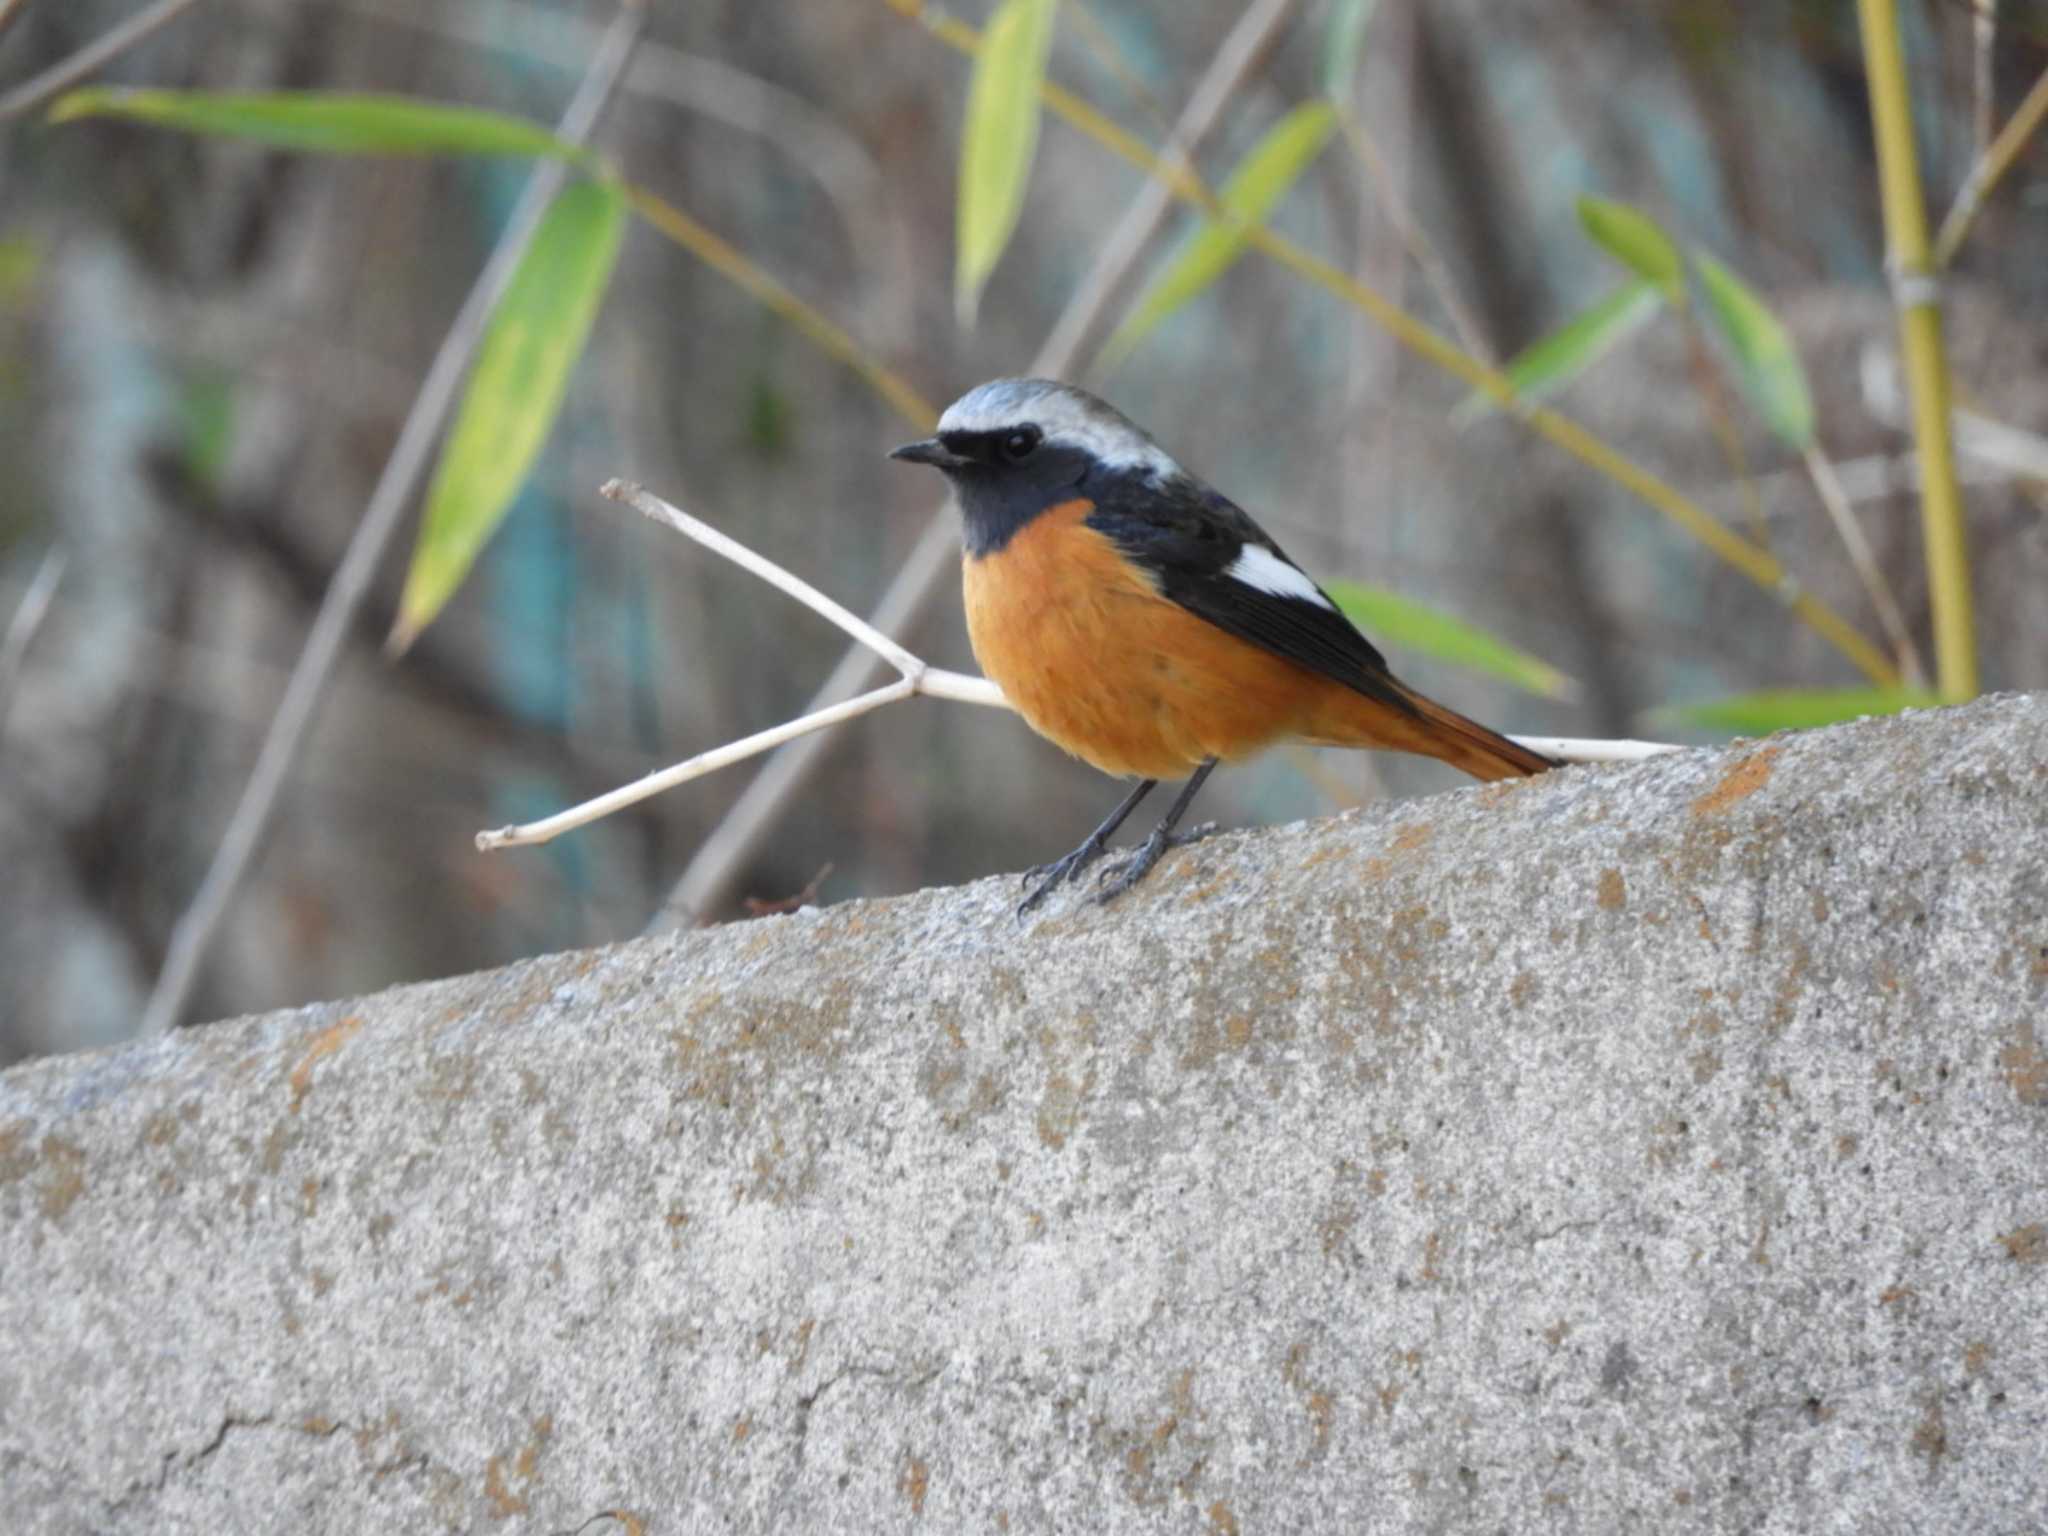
[963,499,1333,780]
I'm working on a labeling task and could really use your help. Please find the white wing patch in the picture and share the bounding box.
[1226,544,1334,609]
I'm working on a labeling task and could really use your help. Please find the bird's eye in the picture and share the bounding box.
[1001,426,1041,461]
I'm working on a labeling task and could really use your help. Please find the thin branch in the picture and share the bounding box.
[1334,109,1493,365]
[0,548,65,734]
[1801,445,1926,686]
[140,0,649,1038]
[0,0,34,44]
[344,0,914,347]
[1972,0,1997,163]
[604,480,927,681]
[648,0,1300,930]
[1512,737,1677,764]
[478,477,1677,854]
[478,681,917,851]
[1048,0,1296,371]
[0,0,201,120]
[1062,0,1172,138]
[1935,57,2048,267]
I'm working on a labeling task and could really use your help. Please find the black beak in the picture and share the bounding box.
[889,438,967,471]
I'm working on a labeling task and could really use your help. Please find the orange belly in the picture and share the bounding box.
[963,499,1333,779]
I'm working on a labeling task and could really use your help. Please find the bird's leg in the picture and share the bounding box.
[1096,759,1220,904]
[1018,778,1156,915]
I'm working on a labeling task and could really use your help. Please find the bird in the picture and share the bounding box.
[890,378,1556,912]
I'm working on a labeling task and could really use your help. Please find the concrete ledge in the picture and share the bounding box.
[3,693,2046,1532]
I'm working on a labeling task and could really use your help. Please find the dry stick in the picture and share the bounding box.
[139,0,649,1038]
[479,481,1675,853]
[645,0,1301,931]
[1934,58,2048,268]
[1972,0,1997,162]
[1335,110,1493,367]
[1048,0,1295,390]
[0,548,65,732]
[0,0,200,119]
[477,485,1003,853]
[1801,446,1926,687]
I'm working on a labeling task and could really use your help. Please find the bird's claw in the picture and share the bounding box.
[1093,821,1218,904]
[1017,836,1114,916]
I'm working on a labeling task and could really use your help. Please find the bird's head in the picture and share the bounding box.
[890,378,1184,556]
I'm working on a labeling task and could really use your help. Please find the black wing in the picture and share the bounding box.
[1085,476,1419,719]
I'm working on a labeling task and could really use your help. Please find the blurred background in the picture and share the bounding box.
[2,0,2044,1057]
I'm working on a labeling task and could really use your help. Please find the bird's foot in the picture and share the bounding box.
[1017,833,1116,916]
[1094,821,1219,905]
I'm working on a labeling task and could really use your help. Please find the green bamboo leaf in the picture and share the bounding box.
[1322,0,1379,107]
[955,0,1060,328]
[1654,687,1935,735]
[1101,100,1339,365]
[1693,251,1816,449]
[390,179,626,652]
[1324,581,1578,700]
[1453,279,1662,424]
[50,88,594,167]
[1576,196,1683,301]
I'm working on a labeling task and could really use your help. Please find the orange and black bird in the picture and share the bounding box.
[891,378,1556,912]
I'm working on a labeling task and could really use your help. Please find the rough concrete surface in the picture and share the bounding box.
[4,693,2046,1534]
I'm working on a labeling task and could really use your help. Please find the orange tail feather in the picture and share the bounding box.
[1307,679,1558,782]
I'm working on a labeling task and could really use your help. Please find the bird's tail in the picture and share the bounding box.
[1307,679,1559,782]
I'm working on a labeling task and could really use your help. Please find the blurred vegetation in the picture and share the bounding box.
[2,0,2045,1054]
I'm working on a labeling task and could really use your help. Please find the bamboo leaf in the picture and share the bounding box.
[390,179,627,652]
[1453,279,1662,424]
[49,88,593,167]
[955,0,1060,327]
[1655,687,1935,735]
[1324,581,1578,700]
[1101,100,1339,365]
[1693,251,1815,449]
[1576,196,1683,301]
[1322,0,1379,108]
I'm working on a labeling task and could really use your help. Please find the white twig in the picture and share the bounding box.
[476,483,1004,852]
[604,480,926,679]
[140,0,648,1038]
[0,548,66,733]
[477,479,1675,853]
[0,0,202,119]
[1516,737,1679,765]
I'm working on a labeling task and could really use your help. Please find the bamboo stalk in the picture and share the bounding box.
[1856,0,1977,701]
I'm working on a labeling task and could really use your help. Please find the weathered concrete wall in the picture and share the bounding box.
[4,693,2045,1534]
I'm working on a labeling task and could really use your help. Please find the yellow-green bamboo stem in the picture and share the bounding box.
[623,184,939,431]
[887,0,1900,687]
[1857,0,1977,701]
